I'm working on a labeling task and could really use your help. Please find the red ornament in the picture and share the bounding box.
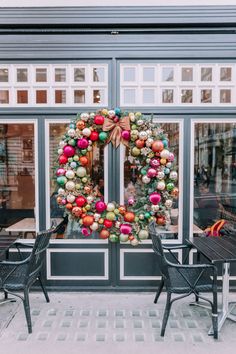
[135,139,145,149]
[75,196,87,207]
[156,216,165,225]
[152,141,164,152]
[65,203,73,210]
[94,115,104,125]
[100,229,110,239]
[79,156,89,166]
[90,131,99,141]
[59,155,68,164]
[124,212,135,223]
[83,215,94,227]
[104,219,113,228]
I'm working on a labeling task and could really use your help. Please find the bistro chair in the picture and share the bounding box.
[0,226,55,334]
[149,222,218,339]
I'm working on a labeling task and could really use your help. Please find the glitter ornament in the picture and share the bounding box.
[76,167,87,177]
[157,181,166,190]
[169,171,178,180]
[65,181,75,191]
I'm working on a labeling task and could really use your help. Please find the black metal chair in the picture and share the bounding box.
[149,222,218,339]
[0,227,55,333]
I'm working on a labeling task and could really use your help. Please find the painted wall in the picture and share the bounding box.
[1,0,236,7]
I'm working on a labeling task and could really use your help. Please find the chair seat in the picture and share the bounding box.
[0,264,28,290]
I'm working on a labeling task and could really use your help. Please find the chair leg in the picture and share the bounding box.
[154,277,164,304]
[161,292,172,337]
[212,290,218,339]
[195,291,199,303]
[4,291,8,300]
[23,288,32,334]
[38,275,50,303]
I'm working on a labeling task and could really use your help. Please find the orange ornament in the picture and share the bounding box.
[124,212,135,223]
[66,203,73,210]
[160,158,167,165]
[99,229,110,239]
[83,215,94,227]
[156,216,165,225]
[152,141,164,152]
[171,187,179,197]
[118,206,126,215]
[135,139,145,149]
[72,206,82,217]
[76,120,85,130]
[79,156,89,166]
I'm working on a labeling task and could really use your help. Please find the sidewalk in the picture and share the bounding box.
[0,292,236,354]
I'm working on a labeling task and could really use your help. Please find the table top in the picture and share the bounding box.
[188,236,236,264]
[5,218,63,233]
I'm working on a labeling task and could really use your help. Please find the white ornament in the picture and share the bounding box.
[67,194,75,203]
[80,113,89,121]
[146,138,154,147]
[107,203,115,212]
[157,171,165,179]
[166,162,172,168]
[58,188,65,195]
[59,141,66,148]
[138,229,149,240]
[129,113,135,121]
[142,175,151,184]
[108,110,115,118]
[169,171,178,180]
[87,146,92,151]
[68,129,76,137]
[157,181,166,190]
[65,170,75,179]
[76,167,87,177]
[130,238,139,246]
[119,233,129,242]
[65,181,75,191]
[94,213,100,221]
[58,148,63,155]
[138,131,148,140]
[89,112,95,119]
[82,128,91,137]
[165,200,173,208]
[151,205,160,212]
[146,129,152,137]
[160,149,170,159]
[137,119,144,126]
[87,196,94,204]
[90,222,99,231]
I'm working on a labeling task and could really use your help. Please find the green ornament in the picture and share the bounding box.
[57,176,67,186]
[81,149,87,155]
[109,234,119,242]
[106,212,116,221]
[99,132,108,141]
[167,182,174,191]
[75,183,81,190]
[73,155,79,161]
[141,168,147,175]
[131,124,137,130]
[145,212,151,219]
[68,139,76,146]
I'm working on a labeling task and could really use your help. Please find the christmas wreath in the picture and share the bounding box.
[56,108,178,245]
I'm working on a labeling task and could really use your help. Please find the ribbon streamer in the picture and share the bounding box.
[102,116,130,148]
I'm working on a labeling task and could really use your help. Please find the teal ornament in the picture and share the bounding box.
[145,212,151,219]
[141,168,147,175]
[163,139,168,148]
[164,168,170,174]
[99,132,108,141]
[57,176,67,186]
[69,123,75,129]
[166,182,175,191]
[115,107,121,116]
[109,234,119,242]
[81,149,87,155]
[68,139,76,146]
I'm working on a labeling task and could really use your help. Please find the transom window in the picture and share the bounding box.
[0,64,108,107]
[120,63,235,106]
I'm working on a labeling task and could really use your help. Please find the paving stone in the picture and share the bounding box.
[148,310,157,317]
[43,320,53,328]
[151,320,161,328]
[37,333,49,341]
[17,333,28,341]
[76,333,87,342]
[57,333,67,341]
[192,333,204,342]
[114,334,125,342]
[81,310,90,316]
[96,334,106,342]
[97,309,108,317]
[64,310,74,317]
[153,334,164,342]
[169,320,179,328]
[135,334,145,342]
[115,320,125,328]
[115,310,125,317]
[132,310,141,317]
[47,309,57,316]
[133,320,143,328]
[186,320,198,329]
[79,320,89,328]
[96,320,107,328]
[61,320,72,328]
[173,333,185,342]
[31,309,40,316]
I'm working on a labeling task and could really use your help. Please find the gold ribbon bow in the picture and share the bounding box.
[102,116,130,148]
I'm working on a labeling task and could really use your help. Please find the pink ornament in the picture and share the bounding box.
[150,158,160,168]
[149,192,161,205]
[120,224,132,235]
[77,138,89,149]
[128,197,135,205]
[61,199,67,205]
[147,168,157,178]
[121,130,131,140]
[81,227,92,237]
[114,117,119,123]
[168,152,175,161]
[56,168,66,176]
[63,145,75,157]
[95,201,107,213]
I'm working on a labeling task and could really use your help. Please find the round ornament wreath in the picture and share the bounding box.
[56,108,178,246]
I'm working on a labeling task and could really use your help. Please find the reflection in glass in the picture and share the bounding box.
[181,67,193,81]
[123,67,136,82]
[201,68,212,82]
[143,67,155,82]
[93,68,105,82]
[74,90,85,104]
[123,89,135,104]
[17,68,28,82]
[36,68,47,82]
[142,89,155,104]
[49,123,104,239]
[162,68,174,82]
[17,90,28,104]
[194,123,236,236]
[201,89,212,103]
[74,68,85,82]
[93,89,104,104]
[55,68,66,82]
[123,123,179,240]
[0,69,8,82]
[162,89,174,103]
[220,89,231,103]
[55,90,66,104]
[36,90,47,104]
[0,90,9,104]
[220,67,232,81]
[181,89,193,103]
[0,123,35,239]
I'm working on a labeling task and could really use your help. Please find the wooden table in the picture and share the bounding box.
[188,236,236,334]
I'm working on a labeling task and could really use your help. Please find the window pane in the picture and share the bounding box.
[123,122,180,240]
[17,68,28,82]
[0,123,35,238]
[123,89,135,104]
[220,89,231,103]
[193,123,236,235]
[0,69,8,82]
[201,68,212,82]
[162,68,174,82]
[142,89,155,104]
[123,67,136,82]
[36,68,47,82]
[74,90,85,104]
[55,90,66,104]
[74,68,85,82]
[17,90,28,104]
[55,68,66,82]
[93,68,105,82]
[49,123,104,239]
[181,89,193,103]
[143,67,155,82]
[162,89,174,103]
[181,67,193,81]
[93,89,104,104]
[201,89,212,103]
[220,67,232,81]
[0,90,9,104]
[36,90,47,104]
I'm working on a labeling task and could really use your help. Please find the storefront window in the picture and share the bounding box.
[193,122,236,236]
[48,123,105,239]
[0,123,35,238]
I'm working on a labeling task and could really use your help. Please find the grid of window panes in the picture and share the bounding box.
[120,63,235,106]
[0,64,108,106]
